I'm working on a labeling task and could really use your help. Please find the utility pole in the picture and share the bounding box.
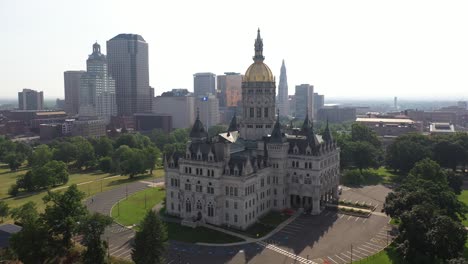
[117,201,120,217]
[145,192,147,209]
[126,184,128,200]
[107,237,110,259]
[350,244,353,263]
[101,179,103,192]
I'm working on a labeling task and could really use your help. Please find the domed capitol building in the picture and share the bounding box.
[164,29,340,230]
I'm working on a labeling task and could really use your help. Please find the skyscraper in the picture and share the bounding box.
[79,42,117,123]
[193,72,216,97]
[64,71,85,115]
[313,92,324,117]
[107,34,151,116]
[217,72,243,107]
[240,29,276,140]
[18,89,43,110]
[295,84,314,119]
[195,94,220,129]
[277,60,289,116]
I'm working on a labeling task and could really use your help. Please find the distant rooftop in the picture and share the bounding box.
[110,34,145,42]
[356,117,415,124]
[430,122,455,133]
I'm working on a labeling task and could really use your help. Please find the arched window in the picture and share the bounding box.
[196,200,202,210]
[208,203,214,217]
[186,199,191,213]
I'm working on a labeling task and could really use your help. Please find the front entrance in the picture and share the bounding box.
[197,211,202,221]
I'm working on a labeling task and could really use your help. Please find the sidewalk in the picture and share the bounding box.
[196,211,301,247]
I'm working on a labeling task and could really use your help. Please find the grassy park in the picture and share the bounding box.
[111,187,166,226]
[0,164,164,222]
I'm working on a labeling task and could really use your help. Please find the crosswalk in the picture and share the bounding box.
[257,241,317,264]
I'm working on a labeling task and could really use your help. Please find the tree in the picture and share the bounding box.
[409,158,445,183]
[9,202,51,264]
[434,139,466,171]
[447,171,463,195]
[121,148,147,178]
[95,137,114,158]
[42,185,88,252]
[80,213,113,264]
[386,134,433,173]
[350,123,381,148]
[4,152,24,171]
[72,137,96,169]
[426,215,466,260]
[16,160,69,191]
[99,157,113,173]
[132,210,167,264]
[52,141,77,163]
[145,146,161,175]
[28,144,53,168]
[0,200,9,222]
[150,129,175,150]
[349,141,378,172]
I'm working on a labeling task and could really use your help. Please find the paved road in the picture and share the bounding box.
[86,182,394,264]
[85,179,163,260]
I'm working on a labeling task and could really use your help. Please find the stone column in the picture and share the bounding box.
[312,193,320,215]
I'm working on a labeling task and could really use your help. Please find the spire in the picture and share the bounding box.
[322,118,333,142]
[301,108,311,132]
[227,112,238,132]
[253,28,264,62]
[270,109,284,143]
[190,108,208,139]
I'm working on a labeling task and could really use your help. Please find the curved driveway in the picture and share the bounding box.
[86,181,394,264]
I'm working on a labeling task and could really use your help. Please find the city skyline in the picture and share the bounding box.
[2,0,468,100]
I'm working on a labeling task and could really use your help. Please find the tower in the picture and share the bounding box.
[240,29,276,141]
[64,71,85,115]
[79,42,117,123]
[277,60,289,116]
[107,34,152,116]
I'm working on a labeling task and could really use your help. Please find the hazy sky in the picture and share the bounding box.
[2,0,468,100]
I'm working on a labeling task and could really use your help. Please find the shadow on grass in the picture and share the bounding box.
[342,167,404,188]
[107,174,154,186]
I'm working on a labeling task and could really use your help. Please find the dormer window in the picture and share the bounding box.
[208,153,214,161]
[197,154,202,160]
[293,145,299,154]
[306,146,311,155]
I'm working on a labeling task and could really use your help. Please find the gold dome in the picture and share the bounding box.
[244,61,275,82]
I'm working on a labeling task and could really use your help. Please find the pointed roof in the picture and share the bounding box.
[189,108,208,139]
[322,119,333,142]
[301,110,311,133]
[227,112,238,132]
[270,110,284,143]
[253,28,265,62]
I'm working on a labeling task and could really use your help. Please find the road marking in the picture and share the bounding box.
[256,241,316,264]
[334,254,347,262]
[127,234,134,239]
[362,244,380,251]
[340,252,351,259]
[376,234,387,239]
[352,248,368,257]
[111,246,128,255]
[355,217,360,222]
[324,211,331,216]
[358,246,375,254]
[347,216,353,221]
[378,230,388,235]
[280,230,296,235]
[365,242,383,250]
[326,256,339,264]
[339,214,344,219]
[347,250,365,259]
[115,248,131,257]
[284,225,303,231]
[363,218,368,224]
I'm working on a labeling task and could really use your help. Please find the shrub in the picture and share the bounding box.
[8,184,19,197]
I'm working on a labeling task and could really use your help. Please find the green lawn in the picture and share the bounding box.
[0,165,164,223]
[111,187,166,226]
[165,222,243,244]
[342,167,399,187]
[458,190,468,226]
